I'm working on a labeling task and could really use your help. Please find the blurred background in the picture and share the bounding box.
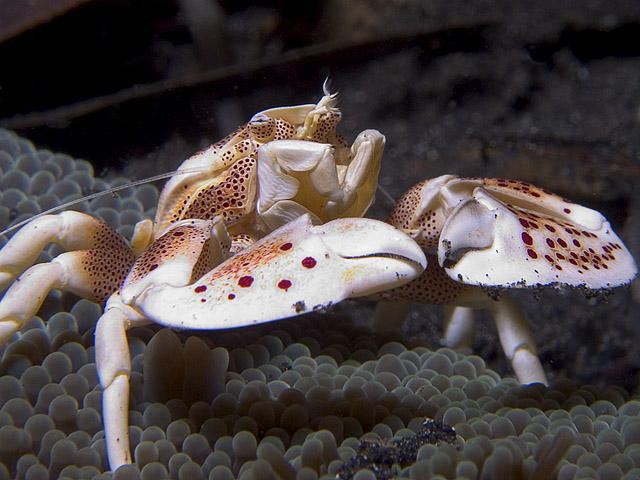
[1,0,639,389]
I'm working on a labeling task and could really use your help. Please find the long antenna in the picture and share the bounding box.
[0,166,207,238]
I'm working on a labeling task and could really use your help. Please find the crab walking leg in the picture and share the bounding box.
[448,288,548,385]
[95,298,149,470]
[0,243,134,345]
[0,262,65,344]
[0,211,131,291]
[442,306,475,352]
[483,294,549,385]
[133,215,426,330]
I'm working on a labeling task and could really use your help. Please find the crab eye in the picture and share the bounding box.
[249,113,276,142]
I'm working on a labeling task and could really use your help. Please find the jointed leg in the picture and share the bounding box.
[0,211,130,291]
[443,306,474,353]
[484,295,548,385]
[95,297,148,470]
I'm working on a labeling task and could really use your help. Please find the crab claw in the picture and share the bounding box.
[439,186,638,289]
[134,214,426,329]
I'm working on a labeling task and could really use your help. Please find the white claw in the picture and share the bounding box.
[133,215,426,330]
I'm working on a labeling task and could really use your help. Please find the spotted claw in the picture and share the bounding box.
[439,181,638,289]
[134,214,426,329]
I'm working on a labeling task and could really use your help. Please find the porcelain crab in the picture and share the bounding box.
[0,87,426,469]
[0,86,637,472]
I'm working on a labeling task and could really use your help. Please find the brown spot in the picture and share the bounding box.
[527,248,538,259]
[278,279,292,290]
[280,242,293,251]
[228,293,236,300]
[194,285,207,293]
[521,232,534,246]
[302,257,317,269]
[238,276,254,287]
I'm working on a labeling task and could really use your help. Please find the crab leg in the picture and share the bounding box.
[0,212,134,345]
[0,211,132,291]
[442,306,475,352]
[95,297,148,469]
[484,294,548,385]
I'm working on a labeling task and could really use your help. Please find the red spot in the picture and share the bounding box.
[544,224,556,233]
[521,232,534,246]
[546,238,555,248]
[573,239,581,248]
[556,253,565,260]
[280,242,293,251]
[149,264,158,271]
[530,192,541,198]
[544,255,554,263]
[302,257,317,268]
[519,218,529,228]
[228,293,236,300]
[238,276,254,287]
[278,279,292,290]
[555,265,563,271]
[569,258,578,265]
[173,231,185,236]
[194,285,207,293]
[557,238,568,248]
[564,208,572,214]
[527,249,538,259]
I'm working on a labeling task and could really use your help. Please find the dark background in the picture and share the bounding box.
[1,0,639,390]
